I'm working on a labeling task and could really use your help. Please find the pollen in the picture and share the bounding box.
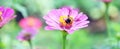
[59,16,67,26]
[59,16,73,27]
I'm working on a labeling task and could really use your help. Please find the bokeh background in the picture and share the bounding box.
[0,0,120,49]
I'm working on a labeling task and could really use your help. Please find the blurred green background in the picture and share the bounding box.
[0,0,120,49]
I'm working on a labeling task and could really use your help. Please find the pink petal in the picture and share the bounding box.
[43,15,52,21]
[45,26,55,30]
[59,7,69,16]
[45,21,62,30]
[60,6,72,10]
[19,18,28,28]
[71,21,89,30]
[43,15,59,24]
[17,35,24,41]
[45,21,59,27]
[0,7,4,12]
[75,12,88,21]
[2,8,14,19]
[102,0,112,3]
[0,15,16,27]
[65,29,74,34]
[45,25,63,30]
[75,12,83,19]
[69,9,79,19]
[17,28,38,41]
[73,21,90,26]
[73,25,88,30]
[61,6,79,18]
[19,17,42,29]
[47,9,60,23]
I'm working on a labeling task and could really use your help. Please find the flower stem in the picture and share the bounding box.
[28,39,32,49]
[0,36,5,49]
[0,33,3,49]
[105,3,111,38]
[62,31,68,49]
[117,40,119,49]
[0,32,1,48]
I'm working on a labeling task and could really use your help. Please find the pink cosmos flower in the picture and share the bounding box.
[0,6,16,27]
[17,28,38,41]
[19,17,42,29]
[43,6,90,34]
[102,0,112,3]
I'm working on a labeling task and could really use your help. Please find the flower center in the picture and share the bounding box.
[59,16,73,29]
[23,33,31,41]
[27,18,35,27]
[65,18,71,24]
[0,11,3,22]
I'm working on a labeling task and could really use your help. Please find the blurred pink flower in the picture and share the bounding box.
[102,0,112,3]
[43,6,89,34]
[17,28,38,41]
[19,17,42,29]
[0,6,16,28]
[18,17,42,41]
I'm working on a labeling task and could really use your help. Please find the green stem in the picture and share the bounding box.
[28,39,32,49]
[117,40,119,49]
[0,33,4,49]
[0,33,1,49]
[105,3,111,37]
[62,31,68,49]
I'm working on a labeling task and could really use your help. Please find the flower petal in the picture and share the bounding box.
[75,12,88,21]
[2,8,14,19]
[45,21,59,27]
[46,9,61,23]
[0,15,16,27]
[71,21,89,30]
[17,28,38,41]
[17,34,24,41]
[73,25,88,30]
[0,7,4,12]
[45,21,62,30]
[73,21,90,26]
[43,15,57,23]
[69,9,78,19]
[45,26,55,30]
[19,17,42,29]
[59,7,69,16]
[65,29,74,34]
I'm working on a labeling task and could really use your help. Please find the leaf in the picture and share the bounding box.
[13,3,28,18]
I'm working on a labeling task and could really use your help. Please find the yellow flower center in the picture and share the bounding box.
[59,16,73,29]
[0,11,3,22]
